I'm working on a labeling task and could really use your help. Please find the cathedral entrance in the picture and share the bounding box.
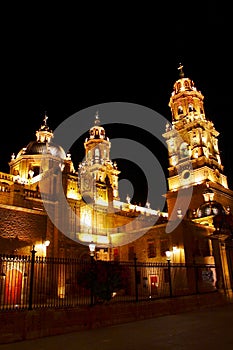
[5,269,22,305]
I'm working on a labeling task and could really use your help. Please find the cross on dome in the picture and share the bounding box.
[178,63,184,78]
[40,112,49,131]
[94,110,101,125]
[43,112,48,125]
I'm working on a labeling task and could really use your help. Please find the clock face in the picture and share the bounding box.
[179,169,192,186]
[182,170,191,180]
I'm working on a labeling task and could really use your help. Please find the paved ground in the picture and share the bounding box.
[0,303,233,350]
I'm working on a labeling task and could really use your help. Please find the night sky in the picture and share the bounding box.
[1,2,232,207]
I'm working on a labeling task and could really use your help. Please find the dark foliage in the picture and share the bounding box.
[77,260,130,303]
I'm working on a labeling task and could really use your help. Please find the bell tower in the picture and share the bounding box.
[78,112,120,205]
[163,64,231,217]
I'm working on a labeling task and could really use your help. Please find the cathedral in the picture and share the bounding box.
[0,65,233,295]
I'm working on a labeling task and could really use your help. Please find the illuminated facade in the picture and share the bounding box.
[167,65,233,296]
[119,65,233,296]
[164,64,227,191]
[0,65,233,297]
[0,111,162,261]
[79,111,120,204]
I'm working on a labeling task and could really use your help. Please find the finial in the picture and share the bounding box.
[39,111,50,132]
[178,63,184,78]
[126,194,131,204]
[94,110,100,125]
[43,111,48,125]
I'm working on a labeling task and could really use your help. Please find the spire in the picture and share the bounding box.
[94,110,101,125]
[87,110,106,141]
[43,111,48,126]
[40,111,49,131]
[178,63,184,78]
[36,111,53,142]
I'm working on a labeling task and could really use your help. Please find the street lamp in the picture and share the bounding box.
[165,250,172,260]
[89,241,96,306]
[165,250,173,297]
[28,245,37,310]
[89,241,96,257]
[43,240,50,247]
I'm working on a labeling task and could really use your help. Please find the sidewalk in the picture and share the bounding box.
[0,303,233,350]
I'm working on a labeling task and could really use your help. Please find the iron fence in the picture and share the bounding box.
[0,251,217,310]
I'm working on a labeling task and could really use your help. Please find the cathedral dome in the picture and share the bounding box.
[196,185,226,218]
[171,64,202,97]
[196,200,226,218]
[87,111,108,141]
[21,140,66,159]
[15,115,66,160]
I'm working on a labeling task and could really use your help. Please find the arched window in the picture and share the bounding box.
[95,148,100,158]
[178,106,183,115]
[189,104,194,112]
[33,166,40,176]
[176,82,181,92]
[180,142,189,158]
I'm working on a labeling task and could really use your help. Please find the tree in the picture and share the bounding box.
[77,260,129,303]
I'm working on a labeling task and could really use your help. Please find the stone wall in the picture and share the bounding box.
[0,291,230,345]
[0,207,47,254]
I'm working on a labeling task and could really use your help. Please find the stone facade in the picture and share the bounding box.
[0,66,233,296]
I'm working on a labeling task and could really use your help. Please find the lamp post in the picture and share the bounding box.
[133,253,139,302]
[89,242,96,258]
[89,241,96,306]
[165,250,173,298]
[28,245,37,310]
